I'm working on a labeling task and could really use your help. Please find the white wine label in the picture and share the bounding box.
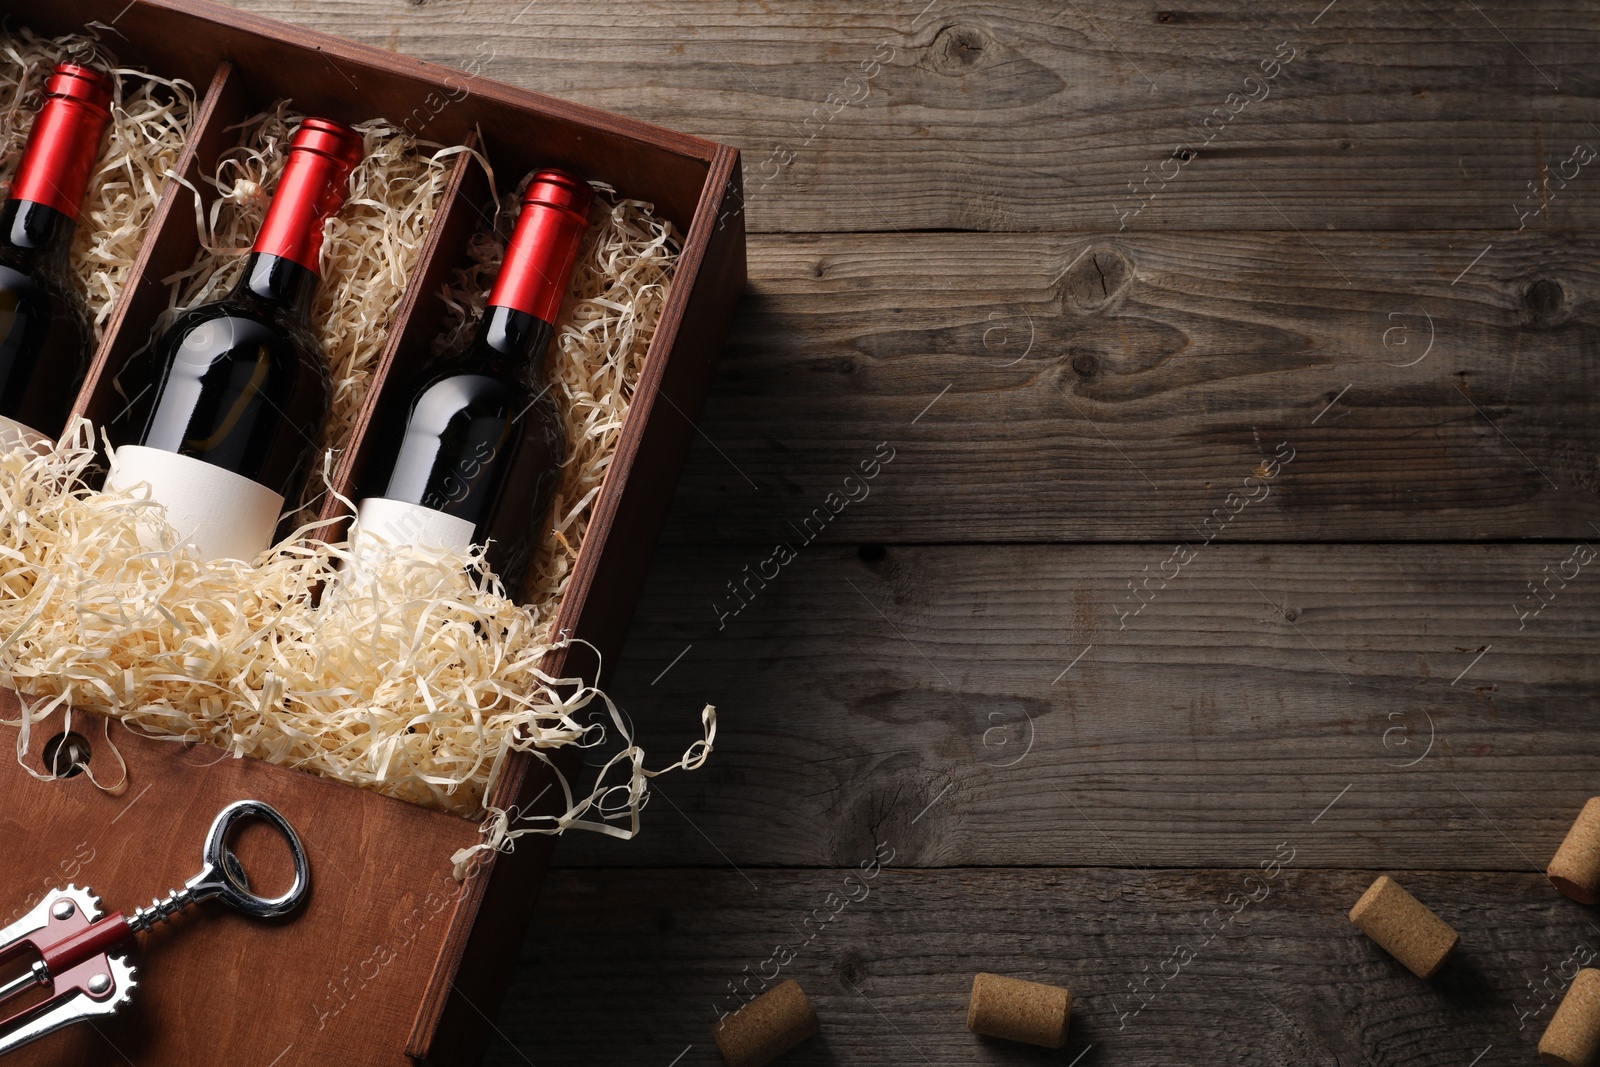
[106,445,285,563]
[0,415,48,453]
[351,497,477,561]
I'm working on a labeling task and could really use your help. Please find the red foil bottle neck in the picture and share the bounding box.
[11,63,114,220]
[487,170,594,325]
[251,117,364,274]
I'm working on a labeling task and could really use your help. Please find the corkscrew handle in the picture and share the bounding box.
[127,800,310,932]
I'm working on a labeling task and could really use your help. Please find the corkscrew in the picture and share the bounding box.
[0,800,310,1056]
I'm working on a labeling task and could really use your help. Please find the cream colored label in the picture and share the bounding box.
[105,445,284,563]
[0,415,48,453]
[351,497,477,560]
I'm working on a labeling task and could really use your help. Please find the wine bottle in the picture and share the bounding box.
[0,63,113,449]
[353,169,593,594]
[106,117,363,562]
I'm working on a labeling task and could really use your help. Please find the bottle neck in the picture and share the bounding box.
[468,304,555,382]
[230,252,318,320]
[12,66,111,223]
[486,178,590,325]
[0,199,75,272]
[250,140,354,273]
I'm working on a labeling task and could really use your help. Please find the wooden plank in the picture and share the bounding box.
[646,229,1600,544]
[554,542,1600,872]
[224,0,1600,233]
[488,866,1590,1065]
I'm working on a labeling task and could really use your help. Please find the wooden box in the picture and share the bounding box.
[0,2,745,1063]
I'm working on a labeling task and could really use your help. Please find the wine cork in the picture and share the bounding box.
[1348,875,1459,979]
[1549,798,1600,904]
[712,980,819,1067]
[1541,968,1600,1066]
[965,972,1071,1049]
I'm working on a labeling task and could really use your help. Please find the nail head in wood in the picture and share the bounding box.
[1348,875,1458,979]
[1541,968,1600,1066]
[1549,798,1600,905]
[711,979,819,1067]
[965,972,1071,1049]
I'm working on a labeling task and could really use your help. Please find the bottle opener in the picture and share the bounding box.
[0,799,310,1056]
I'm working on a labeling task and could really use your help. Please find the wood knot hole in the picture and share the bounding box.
[1060,246,1135,312]
[933,25,987,69]
[1523,278,1568,328]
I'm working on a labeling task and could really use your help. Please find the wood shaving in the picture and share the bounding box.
[0,139,714,853]
[0,26,196,339]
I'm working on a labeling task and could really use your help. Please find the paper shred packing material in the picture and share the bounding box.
[0,422,715,868]
[163,100,455,518]
[1549,798,1600,904]
[1542,969,1600,1067]
[0,27,196,340]
[1348,875,1459,979]
[712,980,819,1067]
[965,972,1071,1049]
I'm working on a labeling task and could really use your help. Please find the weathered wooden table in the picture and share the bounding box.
[235,2,1600,1062]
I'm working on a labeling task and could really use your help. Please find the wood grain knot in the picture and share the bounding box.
[1060,246,1135,312]
[1523,278,1569,328]
[834,953,871,988]
[918,25,1061,99]
[934,25,987,68]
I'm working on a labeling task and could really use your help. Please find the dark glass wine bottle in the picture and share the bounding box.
[106,117,363,562]
[0,63,113,448]
[354,169,593,595]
